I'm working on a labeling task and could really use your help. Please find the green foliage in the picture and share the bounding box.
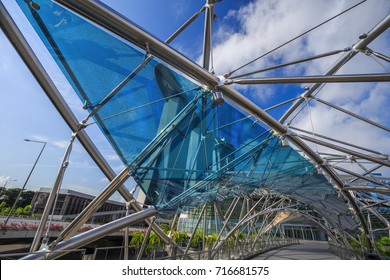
[348,238,361,249]
[158,223,170,233]
[349,235,390,257]
[236,231,245,240]
[0,203,33,216]
[23,205,32,215]
[1,207,11,215]
[360,233,367,247]
[227,236,235,246]
[205,233,218,248]
[0,188,35,208]
[169,218,178,232]
[172,231,189,245]
[15,207,24,215]
[380,236,390,245]
[146,232,162,255]
[250,232,259,241]
[191,229,203,248]
[148,232,162,246]
[129,231,145,246]
[375,236,390,257]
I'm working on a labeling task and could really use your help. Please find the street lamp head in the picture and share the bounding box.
[24,138,47,145]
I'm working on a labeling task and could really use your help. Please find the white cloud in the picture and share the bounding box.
[209,0,390,176]
[212,0,390,77]
[68,160,98,169]
[0,176,12,186]
[52,140,69,150]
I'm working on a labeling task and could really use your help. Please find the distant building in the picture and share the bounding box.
[31,188,126,224]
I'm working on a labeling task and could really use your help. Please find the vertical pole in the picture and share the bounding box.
[30,134,75,252]
[137,217,155,260]
[124,202,130,260]
[182,205,207,258]
[202,0,215,71]
[214,203,219,235]
[203,204,207,251]
[5,141,46,225]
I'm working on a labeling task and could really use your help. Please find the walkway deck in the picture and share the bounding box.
[251,240,339,260]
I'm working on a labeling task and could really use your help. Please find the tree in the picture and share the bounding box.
[0,188,35,208]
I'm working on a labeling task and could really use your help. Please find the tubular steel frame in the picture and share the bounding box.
[1,0,389,259]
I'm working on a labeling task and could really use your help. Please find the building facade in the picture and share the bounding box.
[31,188,126,224]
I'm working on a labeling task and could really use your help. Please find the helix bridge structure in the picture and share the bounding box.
[0,0,389,260]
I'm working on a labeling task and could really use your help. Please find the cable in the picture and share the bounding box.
[84,87,201,127]
[225,0,367,78]
[231,49,349,79]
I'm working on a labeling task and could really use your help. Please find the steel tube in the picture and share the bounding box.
[22,208,158,260]
[280,14,390,123]
[74,0,374,247]
[54,167,131,243]
[211,205,286,259]
[349,164,383,183]
[5,0,377,246]
[333,165,388,187]
[182,205,206,257]
[128,200,192,259]
[55,0,218,87]
[313,97,390,133]
[343,185,390,194]
[231,49,348,79]
[5,140,46,226]
[202,0,214,71]
[0,1,186,256]
[372,51,390,63]
[298,134,390,167]
[166,6,206,44]
[30,136,73,252]
[290,126,384,156]
[229,73,390,85]
[0,1,133,203]
[137,216,155,260]
[123,205,129,260]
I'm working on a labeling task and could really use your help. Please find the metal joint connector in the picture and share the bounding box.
[211,89,224,105]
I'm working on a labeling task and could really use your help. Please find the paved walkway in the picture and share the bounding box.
[252,240,339,260]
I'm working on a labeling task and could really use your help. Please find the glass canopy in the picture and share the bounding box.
[14,0,357,231]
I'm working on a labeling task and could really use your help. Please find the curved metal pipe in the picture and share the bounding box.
[21,208,158,260]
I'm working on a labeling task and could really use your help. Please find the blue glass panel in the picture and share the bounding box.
[14,0,356,229]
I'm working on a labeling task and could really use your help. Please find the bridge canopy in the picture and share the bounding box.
[10,0,359,232]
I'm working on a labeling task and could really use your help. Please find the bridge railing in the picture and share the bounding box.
[0,237,298,260]
[92,237,299,260]
[328,242,363,260]
[0,248,87,260]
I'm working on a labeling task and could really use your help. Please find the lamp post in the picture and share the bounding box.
[4,139,46,225]
[0,179,17,198]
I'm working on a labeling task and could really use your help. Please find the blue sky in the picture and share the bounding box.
[0,0,389,202]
